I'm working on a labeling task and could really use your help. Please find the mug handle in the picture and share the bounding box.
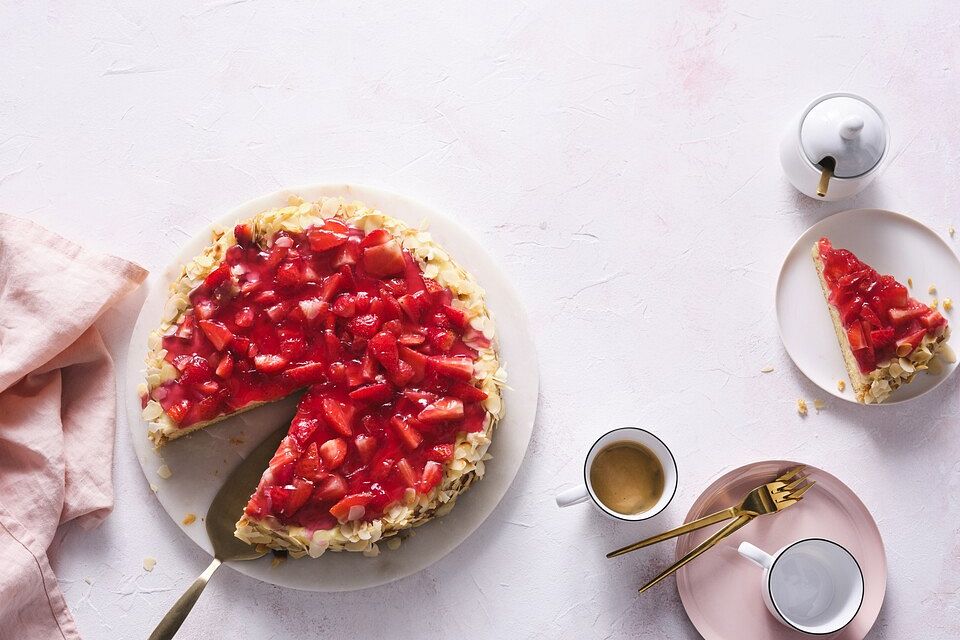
[555,484,590,508]
[738,541,774,569]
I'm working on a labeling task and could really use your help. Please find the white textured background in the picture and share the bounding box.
[2,1,959,638]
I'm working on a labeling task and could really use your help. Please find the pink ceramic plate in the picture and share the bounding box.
[675,461,886,639]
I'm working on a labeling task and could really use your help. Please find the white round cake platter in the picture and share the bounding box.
[776,208,960,404]
[124,183,539,591]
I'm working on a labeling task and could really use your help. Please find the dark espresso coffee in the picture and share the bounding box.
[589,441,665,515]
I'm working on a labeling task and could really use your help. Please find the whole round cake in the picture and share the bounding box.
[139,195,504,557]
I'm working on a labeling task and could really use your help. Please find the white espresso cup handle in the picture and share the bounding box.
[738,541,774,569]
[555,483,590,508]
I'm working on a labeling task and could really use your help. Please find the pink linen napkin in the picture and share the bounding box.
[0,213,147,640]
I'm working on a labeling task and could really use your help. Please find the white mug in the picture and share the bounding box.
[738,538,864,635]
[554,427,677,521]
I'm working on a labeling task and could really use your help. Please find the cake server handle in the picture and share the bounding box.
[148,557,222,640]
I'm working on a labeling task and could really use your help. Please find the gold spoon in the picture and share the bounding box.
[148,423,288,640]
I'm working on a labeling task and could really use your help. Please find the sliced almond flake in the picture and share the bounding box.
[760,366,774,373]
[143,557,157,572]
[929,284,938,294]
[156,464,172,479]
[182,513,197,525]
[907,277,913,289]
[813,399,826,412]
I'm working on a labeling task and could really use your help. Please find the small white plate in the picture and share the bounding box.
[124,184,539,591]
[776,208,959,404]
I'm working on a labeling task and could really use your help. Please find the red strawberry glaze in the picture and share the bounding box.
[817,237,947,373]
[157,219,492,527]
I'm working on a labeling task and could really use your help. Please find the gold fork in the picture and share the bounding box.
[606,466,814,593]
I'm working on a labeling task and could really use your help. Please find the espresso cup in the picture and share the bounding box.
[738,538,864,635]
[554,427,677,521]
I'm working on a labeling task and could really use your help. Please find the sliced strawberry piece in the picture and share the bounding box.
[398,332,425,346]
[369,457,396,481]
[417,461,443,493]
[390,415,423,450]
[175,314,196,339]
[442,304,470,329]
[166,399,191,424]
[360,228,391,248]
[282,477,313,516]
[387,360,415,388]
[399,345,427,381]
[395,458,418,487]
[896,328,928,354]
[348,313,382,338]
[382,319,403,336]
[313,473,348,502]
[269,435,301,468]
[332,294,356,317]
[345,361,365,388]
[426,443,455,462]
[283,362,327,385]
[254,354,288,374]
[197,380,220,395]
[202,263,231,291]
[298,297,327,321]
[329,492,374,522]
[194,299,217,320]
[319,272,345,302]
[349,382,393,403]
[215,353,234,378]
[321,397,354,436]
[194,395,220,421]
[869,327,895,349]
[448,381,488,402]
[921,310,946,328]
[418,397,465,423]
[361,353,379,380]
[234,306,255,327]
[369,331,400,372]
[427,355,474,381]
[322,219,349,233]
[889,306,928,325]
[198,320,233,351]
[319,437,348,470]
[276,261,302,288]
[397,293,424,323]
[462,402,487,433]
[427,327,457,352]
[338,264,357,292]
[846,323,868,352]
[294,442,321,480]
[332,236,361,268]
[354,434,377,463]
[307,229,348,251]
[362,239,405,277]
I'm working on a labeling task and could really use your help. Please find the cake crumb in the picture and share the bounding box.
[796,399,808,416]
[143,557,157,572]
[182,513,197,526]
[156,464,172,479]
[931,297,939,310]
[760,365,774,373]
[149,483,159,493]
[83,577,92,585]
[908,277,914,288]
[271,555,286,568]
[386,537,402,551]
[813,399,826,412]
[929,284,937,294]
[837,380,846,392]
[944,298,953,311]
[229,436,246,445]
[950,225,955,237]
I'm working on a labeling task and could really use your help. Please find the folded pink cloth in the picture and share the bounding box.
[0,214,147,640]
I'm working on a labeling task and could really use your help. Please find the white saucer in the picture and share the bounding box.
[776,208,959,404]
[124,184,539,591]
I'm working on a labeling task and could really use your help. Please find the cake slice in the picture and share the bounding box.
[812,237,954,403]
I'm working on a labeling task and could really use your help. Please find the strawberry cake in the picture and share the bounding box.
[139,196,504,557]
[812,237,954,403]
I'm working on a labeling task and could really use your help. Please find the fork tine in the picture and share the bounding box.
[787,480,816,500]
[782,475,807,491]
[776,466,806,483]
